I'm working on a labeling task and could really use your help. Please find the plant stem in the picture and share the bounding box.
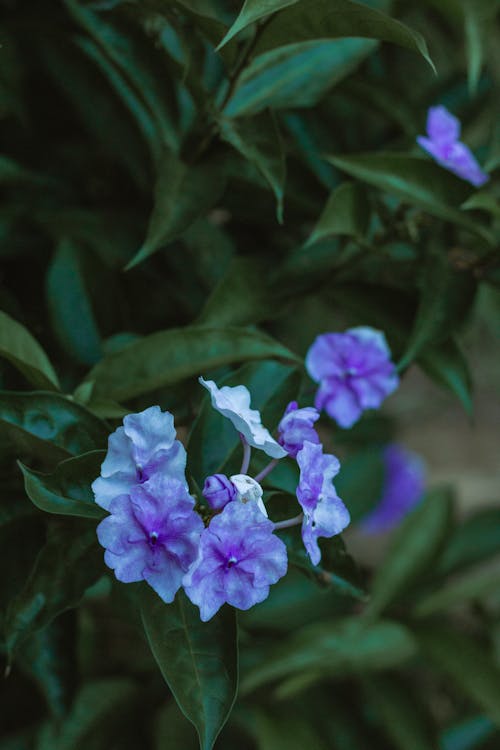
[240,437,251,474]
[273,514,303,531]
[254,458,279,483]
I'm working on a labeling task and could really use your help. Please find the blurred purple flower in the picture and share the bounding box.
[92,406,187,510]
[296,441,350,565]
[306,327,399,429]
[97,474,203,602]
[199,377,287,459]
[202,474,237,511]
[417,105,489,187]
[278,401,320,458]
[361,444,426,533]
[183,500,287,621]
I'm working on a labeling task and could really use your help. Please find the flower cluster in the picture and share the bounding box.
[93,325,402,621]
[417,105,489,187]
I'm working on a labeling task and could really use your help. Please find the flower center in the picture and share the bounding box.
[226,556,237,570]
[149,531,159,546]
[136,466,148,483]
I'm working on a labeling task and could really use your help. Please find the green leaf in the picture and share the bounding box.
[196,257,275,328]
[17,619,77,720]
[217,0,299,49]
[19,451,106,520]
[327,153,494,243]
[224,38,376,117]
[414,625,500,726]
[4,520,103,655]
[140,587,238,750]
[413,560,500,617]
[334,448,385,524]
[419,338,473,416]
[0,309,60,391]
[399,246,477,368]
[126,152,227,269]
[251,0,436,71]
[462,0,498,94]
[0,392,108,464]
[306,182,370,245]
[241,617,416,694]
[441,715,497,750]
[85,326,299,402]
[187,359,300,487]
[240,704,329,750]
[437,508,500,576]
[363,676,438,750]
[37,679,138,750]
[367,488,454,617]
[45,239,103,367]
[63,0,179,158]
[279,528,367,602]
[218,112,286,222]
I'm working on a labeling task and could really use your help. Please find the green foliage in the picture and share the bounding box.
[1,0,499,747]
[141,587,238,750]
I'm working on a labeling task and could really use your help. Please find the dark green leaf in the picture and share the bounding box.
[334,448,385,524]
[217,0,299,48]
[437,508,500,576]
[37,679,138,750]
[399,246,477,367]
[224,38,376,117]
[196,257,275,328]
[367,487,454,617]
[85,326,299,402]
[4,520,103,655]
[414,560,500,617]
[327,153,494,243]
[218,112,286,221]
[187,359,300,487]
[63,0,179,157]
[241,617,416,694]
[441,715,497,750]
[0,392,108,464]
[363,675,438,750]
[306,182,370,245]
[126,152,227,269]
[279,527,367,601]
[419,338,473,416]
[415,625,500,725]
[19,451,106,520]
[17,618,77,719]
[140,587,238,750]
[0,309,60,391]
[252,0,435,71]
[46,240,103,367]
[240,704,329,750]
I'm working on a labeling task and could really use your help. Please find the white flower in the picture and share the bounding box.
[199,377,287,459]
[230,474,267,517]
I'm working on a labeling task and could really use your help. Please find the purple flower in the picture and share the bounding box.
[361,444,426,533]
[183,501,287,621]
[278,401,320,458]
[199,377,287,459]
[92,406,187,510]
[306,327,399,429]
[296,441,350,565]
[97,474,203,602]
[202,474,237,511]
[417,105,489,187]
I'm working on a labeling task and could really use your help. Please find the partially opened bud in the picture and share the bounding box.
[202,473,237,511]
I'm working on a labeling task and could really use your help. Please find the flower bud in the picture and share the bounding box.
[230,474,267,517]
[202,474,237,511]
